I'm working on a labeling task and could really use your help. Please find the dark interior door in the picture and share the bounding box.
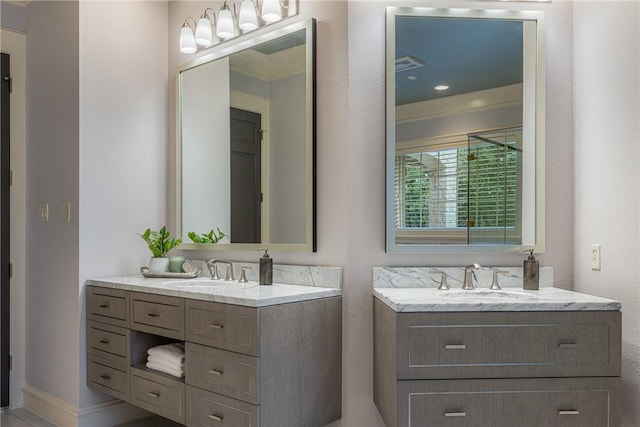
[230,107,261,243]
[1,52,11,407]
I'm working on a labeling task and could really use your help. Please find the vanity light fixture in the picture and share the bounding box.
[179,0,296,54]
[216,0,237,39]
[238,0,259,31]
[180,17,198,54]
[195,8,217,46]
[262,0,289,23]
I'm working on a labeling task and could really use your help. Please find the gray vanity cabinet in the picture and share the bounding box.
[86,285,342,427]
[373,298,621,427]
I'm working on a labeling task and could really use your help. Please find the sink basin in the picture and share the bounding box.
[438,289,537,300]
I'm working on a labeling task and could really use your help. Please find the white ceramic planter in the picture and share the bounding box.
[148,257,169,273]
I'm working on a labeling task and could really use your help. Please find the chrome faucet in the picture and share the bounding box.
[206,259,235,281]
[462,264,481,290]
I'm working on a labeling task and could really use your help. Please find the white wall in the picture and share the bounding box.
[24,0,169,424]
[25,0,81,409]
[78,0,169,410]
[572,2,640,426]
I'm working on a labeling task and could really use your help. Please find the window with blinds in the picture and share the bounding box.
[395,129,520,236]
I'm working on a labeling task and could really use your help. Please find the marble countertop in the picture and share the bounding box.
[86,275,342,308]
[373,287,622,312]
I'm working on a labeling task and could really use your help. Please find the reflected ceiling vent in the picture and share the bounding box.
[395,55,425,72]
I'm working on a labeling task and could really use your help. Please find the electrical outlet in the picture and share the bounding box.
[591,244,601,270]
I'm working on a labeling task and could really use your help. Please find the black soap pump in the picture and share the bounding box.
[523,249,539,290]
[259,248,273,286]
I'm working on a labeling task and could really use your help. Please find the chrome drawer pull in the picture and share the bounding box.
[98,304,110,309]
[209,369,224,376]
[99,374,111,380]
[558,410,580,415]
[99,339,111,344]
[558,343,579,348]
[445,412,466,417]
[209,414,224,422]
[147,312,160,318]
[209,324,224,329]
[147,392,160,399]
[444,344,466,350]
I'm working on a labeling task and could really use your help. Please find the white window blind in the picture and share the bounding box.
[395,129,520,232]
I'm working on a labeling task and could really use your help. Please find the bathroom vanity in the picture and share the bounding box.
[372,267,621,427]
[85,273,342,426]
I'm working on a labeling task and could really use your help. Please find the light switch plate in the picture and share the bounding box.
[37,203,48,222]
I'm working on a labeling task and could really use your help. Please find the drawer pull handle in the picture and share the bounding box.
[209,324,224,329]
[99,374,111,380]
[209,414,224,422]
[558,343,579,348]
[98,304,110,309]
[147,312,160,318]
[445,412,466,417]
[209,369,224,376]
[444,344,466,350]
[558,410,580,415]
[99,339,111,344]
[147,392,160,399]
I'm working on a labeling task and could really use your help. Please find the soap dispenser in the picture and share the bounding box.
[523,249,539,290]
[259,248,273,286]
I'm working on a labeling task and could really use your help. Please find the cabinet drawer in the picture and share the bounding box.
[87,354,129,401]
[87,286,129,327]
[131,292,185,340]
[186,385,258,427]
[87,320,129,364]
[397,311,621,379]
[131,367,186,424]
[397,377,620,427]
[186,342,259,405]
[186,300,258,356]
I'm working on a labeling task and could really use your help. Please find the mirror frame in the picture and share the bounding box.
[176,18,316,253]
[385,7,546,254]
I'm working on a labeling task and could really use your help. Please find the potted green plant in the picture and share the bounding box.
[188,227,229,244]
[139,226,182,272]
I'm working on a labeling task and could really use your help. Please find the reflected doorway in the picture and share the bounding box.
[230,107,262,243]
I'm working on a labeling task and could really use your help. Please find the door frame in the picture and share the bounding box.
[1,29,27,409]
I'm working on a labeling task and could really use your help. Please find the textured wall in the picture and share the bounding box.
[573,2,640,426]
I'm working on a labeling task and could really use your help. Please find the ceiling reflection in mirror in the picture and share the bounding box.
[178,19,315,252]
[386,7,545,253]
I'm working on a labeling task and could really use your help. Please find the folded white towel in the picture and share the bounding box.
[147,343,185,363]
[147,354,184,371]
[146,360,184,378]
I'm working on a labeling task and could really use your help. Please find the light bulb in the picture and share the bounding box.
[216,8,235,39]
[179,26,197,54]
[261,0,281,23]
[195,17,212,46]
[238,0,259,31]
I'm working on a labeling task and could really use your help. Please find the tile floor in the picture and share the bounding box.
[0,408,181,427]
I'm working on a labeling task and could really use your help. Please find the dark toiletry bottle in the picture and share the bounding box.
[259,248,273,286]
[523,249,539,290]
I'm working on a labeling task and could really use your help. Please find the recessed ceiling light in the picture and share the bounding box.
[434,85,449,91]
[407,76,418,81]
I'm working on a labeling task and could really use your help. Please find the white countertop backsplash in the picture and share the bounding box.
[86,264,342,308]
[373,266,554,289]
[372,266,621,312]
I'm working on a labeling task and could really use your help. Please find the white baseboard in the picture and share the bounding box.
[22,384,150,427]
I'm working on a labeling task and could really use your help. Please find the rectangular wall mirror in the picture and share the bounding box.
[386,7,545,253]
[177,18,316,252]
